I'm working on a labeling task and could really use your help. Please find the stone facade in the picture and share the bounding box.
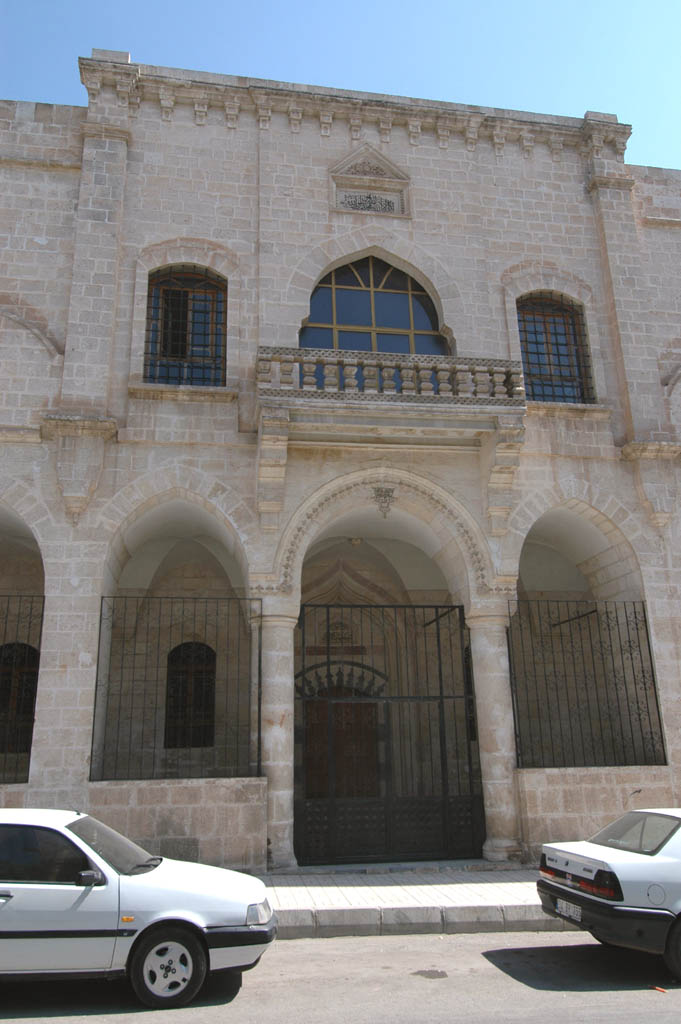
[1,49,681,869]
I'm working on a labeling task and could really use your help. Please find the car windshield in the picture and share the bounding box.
[67,815,162,874]
[588,811,681,856]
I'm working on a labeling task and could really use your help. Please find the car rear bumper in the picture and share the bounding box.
[204,916,277,972]
[537,879,675,955]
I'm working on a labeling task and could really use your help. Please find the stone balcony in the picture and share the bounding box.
[255,346,527,534]
[256,346,526,407]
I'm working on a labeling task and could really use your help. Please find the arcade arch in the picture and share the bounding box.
[92,498,256,783]
[0,506,45,783]
[510,504,663,771]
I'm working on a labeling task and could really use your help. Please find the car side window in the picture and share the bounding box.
[0,824,90,883]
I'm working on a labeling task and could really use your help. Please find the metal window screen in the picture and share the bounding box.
[91,596,261,781]
[507,600,665,768]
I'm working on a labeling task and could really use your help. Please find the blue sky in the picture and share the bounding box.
[2,0,680,169]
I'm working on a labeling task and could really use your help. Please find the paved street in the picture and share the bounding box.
[2,932,681,1024]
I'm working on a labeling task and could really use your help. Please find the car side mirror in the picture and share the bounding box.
[77,868,104,887]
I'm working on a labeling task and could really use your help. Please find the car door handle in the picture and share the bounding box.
[0,892,13,902]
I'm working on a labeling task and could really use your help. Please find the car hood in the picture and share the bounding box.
[118,857,268,918]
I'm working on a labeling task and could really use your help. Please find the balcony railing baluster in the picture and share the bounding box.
[257,347,526,405]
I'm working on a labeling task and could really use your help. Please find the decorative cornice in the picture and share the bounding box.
[77,56,630,160]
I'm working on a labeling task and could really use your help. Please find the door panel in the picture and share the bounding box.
[0,824,119,972]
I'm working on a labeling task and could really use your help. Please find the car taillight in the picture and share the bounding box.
[539,853,564,881]
[576,869,623,901]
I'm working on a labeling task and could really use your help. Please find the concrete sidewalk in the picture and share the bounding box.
[258,861,573,939]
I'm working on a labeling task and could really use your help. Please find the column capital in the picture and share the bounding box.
[466,605,512,629]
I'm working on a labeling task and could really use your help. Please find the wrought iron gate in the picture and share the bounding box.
[294,605,484,865]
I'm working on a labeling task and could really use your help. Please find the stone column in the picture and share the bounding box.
[466,607,521,861]
[259,604,298,869]
[27,550,106,805]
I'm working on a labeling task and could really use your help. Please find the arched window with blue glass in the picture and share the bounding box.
[516,292,594,404]
[145,265,227,386]
[299,256,450,356]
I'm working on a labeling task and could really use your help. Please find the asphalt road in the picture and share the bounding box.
[2,932,681,1024]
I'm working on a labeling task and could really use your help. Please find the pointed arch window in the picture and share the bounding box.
[300,256,449,356]
[145,266,227,386]
[516,293,594,403]
[0,642,39,756]
[164,642,215,749]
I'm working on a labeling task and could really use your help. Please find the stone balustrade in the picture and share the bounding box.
[256,347,526,404]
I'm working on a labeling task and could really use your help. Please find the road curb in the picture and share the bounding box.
[275,905,573,939]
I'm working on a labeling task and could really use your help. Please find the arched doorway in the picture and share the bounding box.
[294,535,484,864]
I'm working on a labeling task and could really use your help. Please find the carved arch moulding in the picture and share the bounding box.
[251,469,512,601]
[277,229,469,349]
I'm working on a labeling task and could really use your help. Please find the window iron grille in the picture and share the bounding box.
[516,293,594,404]
[91,596,261,781]
[145,265,227,387]
[507,599,665,768]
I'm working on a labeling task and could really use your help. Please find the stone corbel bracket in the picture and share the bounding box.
[256,407,290,531]
[40,414,118,525]
[485,414,526,536]
[620,441,681,529]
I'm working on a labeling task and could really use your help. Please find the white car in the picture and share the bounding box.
[0,808,276,1008]
[537,808,681,977]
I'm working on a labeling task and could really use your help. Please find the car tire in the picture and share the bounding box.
[129,926,208,1008]
[663,920,681,980]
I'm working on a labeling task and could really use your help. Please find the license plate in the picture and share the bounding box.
[555,898,582,922]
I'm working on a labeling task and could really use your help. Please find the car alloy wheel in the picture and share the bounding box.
[130,926,207,1008]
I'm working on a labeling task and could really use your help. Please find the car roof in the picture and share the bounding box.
[630,808,681,818]
[0,808,86,828]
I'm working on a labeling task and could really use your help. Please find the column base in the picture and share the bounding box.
[482,836,523,862]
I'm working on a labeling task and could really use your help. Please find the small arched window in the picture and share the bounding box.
[145,266,227,386]
[516,293,594,403]
[0,642,39,756]
[300,256,448,355]
[164,642,215,749]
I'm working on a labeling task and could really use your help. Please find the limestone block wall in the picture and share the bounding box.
[0,101,83,349]
[0,777,268,871]
[516,766,675,858]
[87,777,268,871]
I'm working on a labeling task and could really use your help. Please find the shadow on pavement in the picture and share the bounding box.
[0,968,242,1018]
[483,941,679,992]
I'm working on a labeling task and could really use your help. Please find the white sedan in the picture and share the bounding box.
[537,808,681,977]
[0,808,276,1008]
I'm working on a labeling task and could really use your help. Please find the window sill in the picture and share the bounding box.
[526,401,612,421]
[128,382,238,403]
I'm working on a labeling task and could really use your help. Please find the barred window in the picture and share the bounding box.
[145,266,227,386]
[516,293,594,403]
[300,256,449,355]
[164,642,215,749]
[0,643,39,756]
